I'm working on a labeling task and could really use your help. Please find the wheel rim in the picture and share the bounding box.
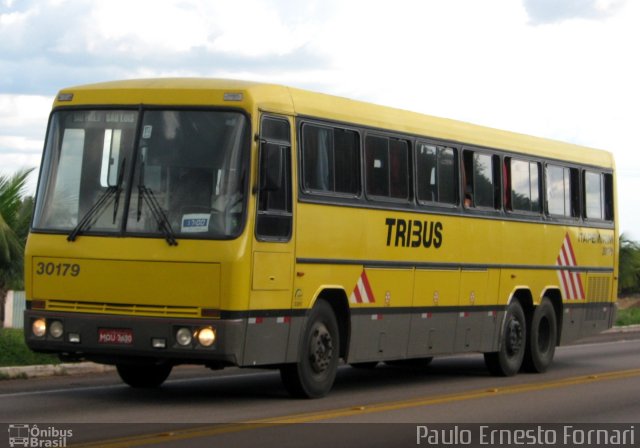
[309,322,333,374]
[505,316,523,357]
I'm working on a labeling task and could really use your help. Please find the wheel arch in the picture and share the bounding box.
[314,288,351,360]
[509,288,534,319]
[541,287,563,346]
[509,286,562,346]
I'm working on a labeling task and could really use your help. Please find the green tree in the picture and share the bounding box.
[619,233,640,295]
[0,168,34,325]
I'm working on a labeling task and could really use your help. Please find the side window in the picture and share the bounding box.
[584,170,614,221]
[584,171,602,220]
[463,150,500,209]
[546,164,580,218]
[256,116,292,241]
[365,135,409,200]
[604,173,614,221]
[507,158,541,213]
[301,123,360,195]
[416,143,458,205]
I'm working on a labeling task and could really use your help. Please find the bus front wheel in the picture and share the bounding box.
[484,300,526,376]
[280,300,340,398]
[522,298,557,373]
[116,363,172,388]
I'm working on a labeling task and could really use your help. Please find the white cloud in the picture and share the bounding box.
[84,2,211,55]
[203,0,321,57]
[0,6,30,25]
[0,94,50,130]
[0,0,639,235]
[0,135,42,152]
[523,0,628,24]
[0,94,49,193]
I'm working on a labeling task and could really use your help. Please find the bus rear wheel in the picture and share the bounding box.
[116,363,172,388]
[280,300,339,398]
[484,300,526,376]
[522,298,557,373]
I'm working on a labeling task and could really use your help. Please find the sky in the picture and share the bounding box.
[1,0,639,238]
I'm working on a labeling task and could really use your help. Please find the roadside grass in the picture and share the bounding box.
[0,328,60,367]
[615,307,640,327]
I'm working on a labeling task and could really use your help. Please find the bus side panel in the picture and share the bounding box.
[483,268,502,351]
[409,269,459,357]
[242,316,293,366]
[242,290,293,366]
[456,268,498,353]
[558,227,617,344]
[454,309,501,353]
[559,306,585,344]
[407,311,457,357]
[347,268,413,362]
[349,313,411,362]
[579,272,617,338]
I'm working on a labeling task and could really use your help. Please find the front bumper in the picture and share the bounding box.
[24,310,245,366]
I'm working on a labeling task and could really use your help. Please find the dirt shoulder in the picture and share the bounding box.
[618,296,640,310]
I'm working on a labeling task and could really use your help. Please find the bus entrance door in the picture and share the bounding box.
[244,114,295,366]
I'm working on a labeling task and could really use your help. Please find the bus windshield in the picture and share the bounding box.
[33,109,250,240]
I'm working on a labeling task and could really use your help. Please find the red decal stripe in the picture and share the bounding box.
[361,271,375,304]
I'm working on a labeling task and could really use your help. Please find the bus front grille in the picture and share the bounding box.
[46,300,201,318]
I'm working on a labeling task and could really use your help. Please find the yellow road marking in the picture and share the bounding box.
[74,368,640,447]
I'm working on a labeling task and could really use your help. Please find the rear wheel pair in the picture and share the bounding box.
[484,298,557,376]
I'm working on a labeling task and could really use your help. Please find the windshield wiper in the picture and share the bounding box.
[67,186,116,242]
[68,158,127,242]
[112,158,126,224]
[136,157,177,246]
[137,185,178,246]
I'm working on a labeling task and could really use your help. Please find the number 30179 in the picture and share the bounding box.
[35,262,80,277]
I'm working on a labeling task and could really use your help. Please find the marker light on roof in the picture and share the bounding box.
[57,93,74,102]
[223,92,243,102]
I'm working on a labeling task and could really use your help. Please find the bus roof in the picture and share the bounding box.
[55,78,614,169]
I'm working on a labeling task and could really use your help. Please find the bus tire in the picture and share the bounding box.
[522,298,557,373]
[280,300,339,398]
[116,363,172,388]
[484,300,526,376]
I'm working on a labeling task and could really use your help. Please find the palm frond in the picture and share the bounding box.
[0,168,34,268]
[0,168,34,229]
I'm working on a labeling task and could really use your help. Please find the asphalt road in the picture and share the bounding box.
[1,331,639,447]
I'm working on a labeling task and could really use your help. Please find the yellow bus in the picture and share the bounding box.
[25,79,617,398]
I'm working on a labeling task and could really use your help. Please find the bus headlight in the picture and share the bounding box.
[32,319,46,337]
[49,320,64,339]
[197,327,216,347]
[176,327,193,346]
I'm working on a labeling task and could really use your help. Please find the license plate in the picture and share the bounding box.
[98,328,133,345]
